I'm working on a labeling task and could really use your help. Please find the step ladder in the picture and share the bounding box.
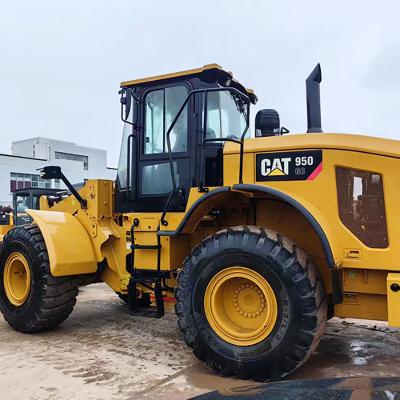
[126,219,165,318]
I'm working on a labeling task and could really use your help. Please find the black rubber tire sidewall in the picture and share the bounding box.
[177,227,326,381]
[0,236,42,324]
[192,250,291,366]
[0,225,79,333]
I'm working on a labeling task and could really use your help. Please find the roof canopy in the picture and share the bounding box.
[120,64,257,104]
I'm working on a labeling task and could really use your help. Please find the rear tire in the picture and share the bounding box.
[0,225,79,333]
[175,226,327,381]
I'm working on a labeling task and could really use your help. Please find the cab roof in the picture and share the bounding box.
[120,63,257,104]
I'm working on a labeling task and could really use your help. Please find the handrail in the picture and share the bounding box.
[126,133,134,199]
[161,86,250,224]
[165,86,250,191]
[160,184,184,226]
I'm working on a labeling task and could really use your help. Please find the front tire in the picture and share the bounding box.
[0,225,79,333]
[175,226,327,381]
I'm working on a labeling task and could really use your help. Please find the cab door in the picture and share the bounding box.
[134,83,193,212]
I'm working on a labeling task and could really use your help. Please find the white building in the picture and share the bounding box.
[0,137,117,206]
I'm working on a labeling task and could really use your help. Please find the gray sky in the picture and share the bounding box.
[1,0,399,167]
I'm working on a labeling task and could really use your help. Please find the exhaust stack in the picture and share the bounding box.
[306,64,323,133]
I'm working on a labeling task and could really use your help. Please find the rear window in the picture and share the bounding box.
[336,167,388,248]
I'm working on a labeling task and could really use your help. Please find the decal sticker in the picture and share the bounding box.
[256,150,323,181]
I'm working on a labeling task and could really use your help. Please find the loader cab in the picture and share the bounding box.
[115,64,257,213]
[12,188,60,226]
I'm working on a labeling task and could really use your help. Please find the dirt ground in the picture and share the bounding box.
[0,283,399,400]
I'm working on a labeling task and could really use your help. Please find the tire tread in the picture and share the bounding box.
[175,225,327,381]
[0,224,79,333]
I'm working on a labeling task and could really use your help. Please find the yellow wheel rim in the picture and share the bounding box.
[204,267,278,346]
[3,252,31,306]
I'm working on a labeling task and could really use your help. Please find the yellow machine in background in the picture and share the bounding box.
[0,213,12,238]
[0,188,61,241]
[0,64,399,381]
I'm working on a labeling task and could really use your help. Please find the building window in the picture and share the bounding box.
[10,172,51,191]
[55,151,88,170]
[336,167,388,248]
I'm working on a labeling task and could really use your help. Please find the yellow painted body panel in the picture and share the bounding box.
[255,200,333,293]
[37,179,130,291]
[26,209,98,276]
[334,268,389,321]
[341,269,388,295]
[387,273,400,327]
[221,132,400,325]
[225,152,342,266]
[0,214,14,239]
[0,225,11,238]
[224,135,400,272]
[334,293,388,321]
[224,133,400,158]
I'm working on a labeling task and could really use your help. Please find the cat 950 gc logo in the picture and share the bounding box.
[256,150,323,182]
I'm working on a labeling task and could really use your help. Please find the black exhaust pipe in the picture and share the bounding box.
[306,63,323,133]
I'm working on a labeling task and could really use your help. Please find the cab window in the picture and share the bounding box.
[336,167,388,248]
[144,86,188,154]
[117,96,135,190]
[205,90,248,140]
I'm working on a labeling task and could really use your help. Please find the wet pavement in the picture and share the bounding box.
[193,377,400,400]
[0,283,399,400]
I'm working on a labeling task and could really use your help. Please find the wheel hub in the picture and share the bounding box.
[233,283,266,318]
[204,267,278,346]
[3,252,31,306]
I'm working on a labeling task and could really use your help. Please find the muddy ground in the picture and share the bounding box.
[0,283,399,400]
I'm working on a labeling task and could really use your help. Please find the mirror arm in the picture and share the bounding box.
[119,88,140,126]
[39,166,87,209]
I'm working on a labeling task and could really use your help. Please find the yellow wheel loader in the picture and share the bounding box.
[1,63,399,381]
[0,188,61,241]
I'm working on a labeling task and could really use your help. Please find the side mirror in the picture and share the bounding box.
[38,166,87,209]
[39,166,62,180]
[119,88,140,125]
[120,89,132,120]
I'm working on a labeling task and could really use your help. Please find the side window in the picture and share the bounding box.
[205,90,248,139]
[117,96,136,190]
[145,89,164,154]
[165,86,188,153]
[32,196,39,210]
[117,122,133,189]
[144,86,188,154]
[141,160,189,195]
[336,167,388,248]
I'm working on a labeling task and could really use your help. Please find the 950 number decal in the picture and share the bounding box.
[256,150,323,182]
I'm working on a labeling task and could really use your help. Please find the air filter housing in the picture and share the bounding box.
[255,109,280,137]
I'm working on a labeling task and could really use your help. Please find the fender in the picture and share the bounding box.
[26,209,98,276]
[232,184,342,269]
[158,187,231,236]
[159,185,341,269]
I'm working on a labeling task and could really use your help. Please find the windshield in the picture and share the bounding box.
[204,90,249,140]
[16,197,29,213]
